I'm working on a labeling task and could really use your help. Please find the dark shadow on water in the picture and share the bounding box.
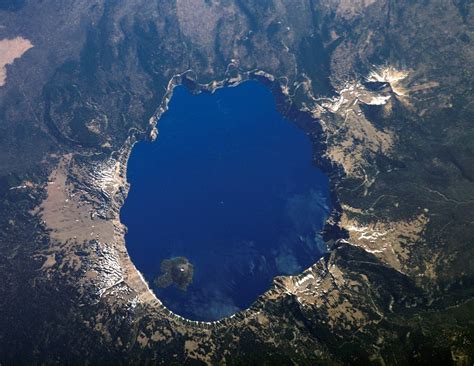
[121,80,331,321]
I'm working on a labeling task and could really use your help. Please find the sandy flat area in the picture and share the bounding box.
[0,36,33,86]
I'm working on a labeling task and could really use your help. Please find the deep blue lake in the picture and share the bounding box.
[121,80,331,321]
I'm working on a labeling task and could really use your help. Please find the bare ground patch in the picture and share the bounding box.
[0,36,33,86]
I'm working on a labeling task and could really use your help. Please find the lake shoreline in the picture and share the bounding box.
[121,80,334,321]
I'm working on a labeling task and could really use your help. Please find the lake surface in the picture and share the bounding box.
[121,81,331,321]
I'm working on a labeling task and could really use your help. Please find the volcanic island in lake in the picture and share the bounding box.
[154,257,194,291]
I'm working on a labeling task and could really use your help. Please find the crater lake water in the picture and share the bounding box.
[121,81,331,321]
